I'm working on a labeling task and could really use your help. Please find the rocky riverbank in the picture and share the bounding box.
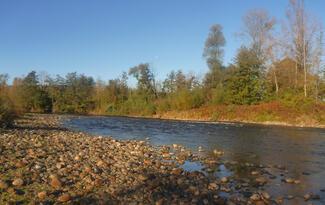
[0,114,322,204]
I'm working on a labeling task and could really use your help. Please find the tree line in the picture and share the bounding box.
[1,0,325,126]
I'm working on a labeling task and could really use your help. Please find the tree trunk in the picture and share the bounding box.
[303,39,307,97]
[304,61,307,97]
[274,70,279,96]
[295,61,298,89]
[315,77,319,103]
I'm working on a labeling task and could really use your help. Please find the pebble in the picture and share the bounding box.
[208,182,219,190]
[221,177,228,183]
[294,179,301,184]
[0,180,8,189]
[255,201,265,205]
[285,178,294,183]
[255,177,267,185]
[58,193,71,202]
[50,177,62,189]
[250,193,260,201]
[12,178,24,187]
[37,191,47,200]
[261,191,270,200]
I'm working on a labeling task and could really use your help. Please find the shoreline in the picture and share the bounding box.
[78,112,325,129]
[1,114,322,204]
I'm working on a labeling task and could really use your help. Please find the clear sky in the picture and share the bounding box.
[0,0,324,83]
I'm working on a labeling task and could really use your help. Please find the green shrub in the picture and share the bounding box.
[170,89,205,111]
[119,94,156,116]
[279,91,314,111]
[155,98,171,113]
[210,87,225,104]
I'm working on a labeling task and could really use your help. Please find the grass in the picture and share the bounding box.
[156,101,325,127]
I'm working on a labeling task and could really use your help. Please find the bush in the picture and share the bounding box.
[0,96,16,128]
[279,91,314,112]
[120,94,156,116]
[210,87,225,104]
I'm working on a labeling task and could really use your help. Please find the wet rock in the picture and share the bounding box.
[304,193,320,201]
[221,177,228,183]
[261,191,270,200]
[275,197,283,204]
[250,193,260,201]
[213,149,223,155]
[285,178,294,183]
[312,194,320,200]
[294,180,301,184]
[255,177,267,185]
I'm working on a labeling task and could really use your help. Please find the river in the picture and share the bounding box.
[64,115,325,205]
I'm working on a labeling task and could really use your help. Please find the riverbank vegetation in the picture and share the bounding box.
[0,74,16,128]
[1,0,325,127]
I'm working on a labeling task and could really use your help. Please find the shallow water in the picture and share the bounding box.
[64,116,325,204]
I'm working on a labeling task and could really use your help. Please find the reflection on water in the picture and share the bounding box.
[64,116,325,204]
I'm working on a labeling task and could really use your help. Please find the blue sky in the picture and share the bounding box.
[0,0,324,83]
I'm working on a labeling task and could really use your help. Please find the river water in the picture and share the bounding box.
[64,116,325,204]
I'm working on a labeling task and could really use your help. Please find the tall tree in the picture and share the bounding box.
[129,63,157,98]
[203,24,226,89]
[312,28,324,102]
[241,9,276,64]
[224,47,266,104]
[0,74,9,94]
[285,0,322,97]
[19,71,40,111]
[0,74,15,128]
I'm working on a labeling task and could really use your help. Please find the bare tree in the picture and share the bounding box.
[312,28,324,102]
[285,0,322,97]
[241,9,276,63]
